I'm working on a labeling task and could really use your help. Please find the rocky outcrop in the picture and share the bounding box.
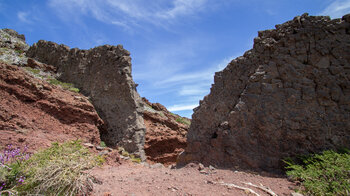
[0,62,102,152]
[179,14,350,172]
[141,98,189,165]
[0,29,28,65]
[27,41,146,159]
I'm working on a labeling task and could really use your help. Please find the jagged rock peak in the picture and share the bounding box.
[178,13,350,173]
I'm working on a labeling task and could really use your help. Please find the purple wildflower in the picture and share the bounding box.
[0,182,5,191]
[17,176,25,185]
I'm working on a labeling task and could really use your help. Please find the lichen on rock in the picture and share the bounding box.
[0,28,28,65]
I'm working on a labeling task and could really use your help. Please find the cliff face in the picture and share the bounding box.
[179,14,350,172]
[27,41,146,159]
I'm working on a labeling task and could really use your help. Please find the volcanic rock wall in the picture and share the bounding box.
[27,41,146,159]
[179,14,350,172]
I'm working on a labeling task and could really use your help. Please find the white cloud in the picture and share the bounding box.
[155,70,213,86]
[48,0,210,29]
[157,0,207,19]
[320,0,350,19]
[179,85,208,96]
[17,11,32,23]
[168,104,199,112]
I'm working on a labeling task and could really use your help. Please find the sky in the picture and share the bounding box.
[0,0,349,118]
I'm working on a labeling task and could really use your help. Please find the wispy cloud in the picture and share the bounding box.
[17,11,32,24]
[320,0,350,18]
[48,0,209,29]
[179,85,208,96]
[168,104,199,112]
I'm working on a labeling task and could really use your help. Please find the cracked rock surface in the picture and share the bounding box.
[179,13,350,172]
[27,41,146,159]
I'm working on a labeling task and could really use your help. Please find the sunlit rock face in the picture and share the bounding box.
[27,41,146,160]
[179,13,350,173]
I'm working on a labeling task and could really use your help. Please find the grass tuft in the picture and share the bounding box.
[24,67,40,75]
[48,78,80,93]
[176,117,191,126]
[284,149,350,196]
[16,140,103,195]
[100,141,107,148]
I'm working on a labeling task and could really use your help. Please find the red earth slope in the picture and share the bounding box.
[0,62,103,151]
[142,98,190,166]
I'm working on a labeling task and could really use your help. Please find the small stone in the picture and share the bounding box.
[96,146,105,151]
[199,170,209,175]
[198,163,205,171]
[206,180,214,184]
[209,165,216,170]
[150,163,164,169]
[98,150,109,156]
[83,143,94,148]
[120,155,130,160]
[291,192,304,196]
[103,192,112,196]
[141,162,150,168]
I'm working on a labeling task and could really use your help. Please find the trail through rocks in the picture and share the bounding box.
[90,162,296,196]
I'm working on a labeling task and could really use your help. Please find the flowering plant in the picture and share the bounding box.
[0,144,30,193]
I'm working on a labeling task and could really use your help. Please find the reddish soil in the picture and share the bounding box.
[0,62,103,152]
[90,162,297,196]
[142,98,189,166]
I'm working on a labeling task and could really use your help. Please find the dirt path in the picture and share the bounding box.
[90,162,296,196]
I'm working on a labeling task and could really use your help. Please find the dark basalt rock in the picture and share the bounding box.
[178,13,350,173]
[27,41,146,159]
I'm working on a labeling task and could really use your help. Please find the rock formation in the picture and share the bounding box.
[0,28,28,65]
[0,62,102,152]
[179,14,350,172]
[27,41,146,159]
[141,98,189,165]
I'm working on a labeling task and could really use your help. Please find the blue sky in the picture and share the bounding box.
[1,0,349,118]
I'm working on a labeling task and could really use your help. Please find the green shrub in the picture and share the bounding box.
[48,79,80,93]
[24,67,40,75]
[176,117,191,126]
[16,140,103,195]
[69,87,80,93]
[285,149,350,196]
[129,155,141,164]
[117,147,141,164]
[100,141,107,148]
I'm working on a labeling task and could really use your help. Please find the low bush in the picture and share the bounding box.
[100,141,107,148]
[48,78,80,93]
[176,117,191,126]
[1,141,103,195]
[285,149,350,196]
[24,67,40,75]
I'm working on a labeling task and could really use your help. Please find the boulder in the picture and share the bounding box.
[178,14,350,172]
